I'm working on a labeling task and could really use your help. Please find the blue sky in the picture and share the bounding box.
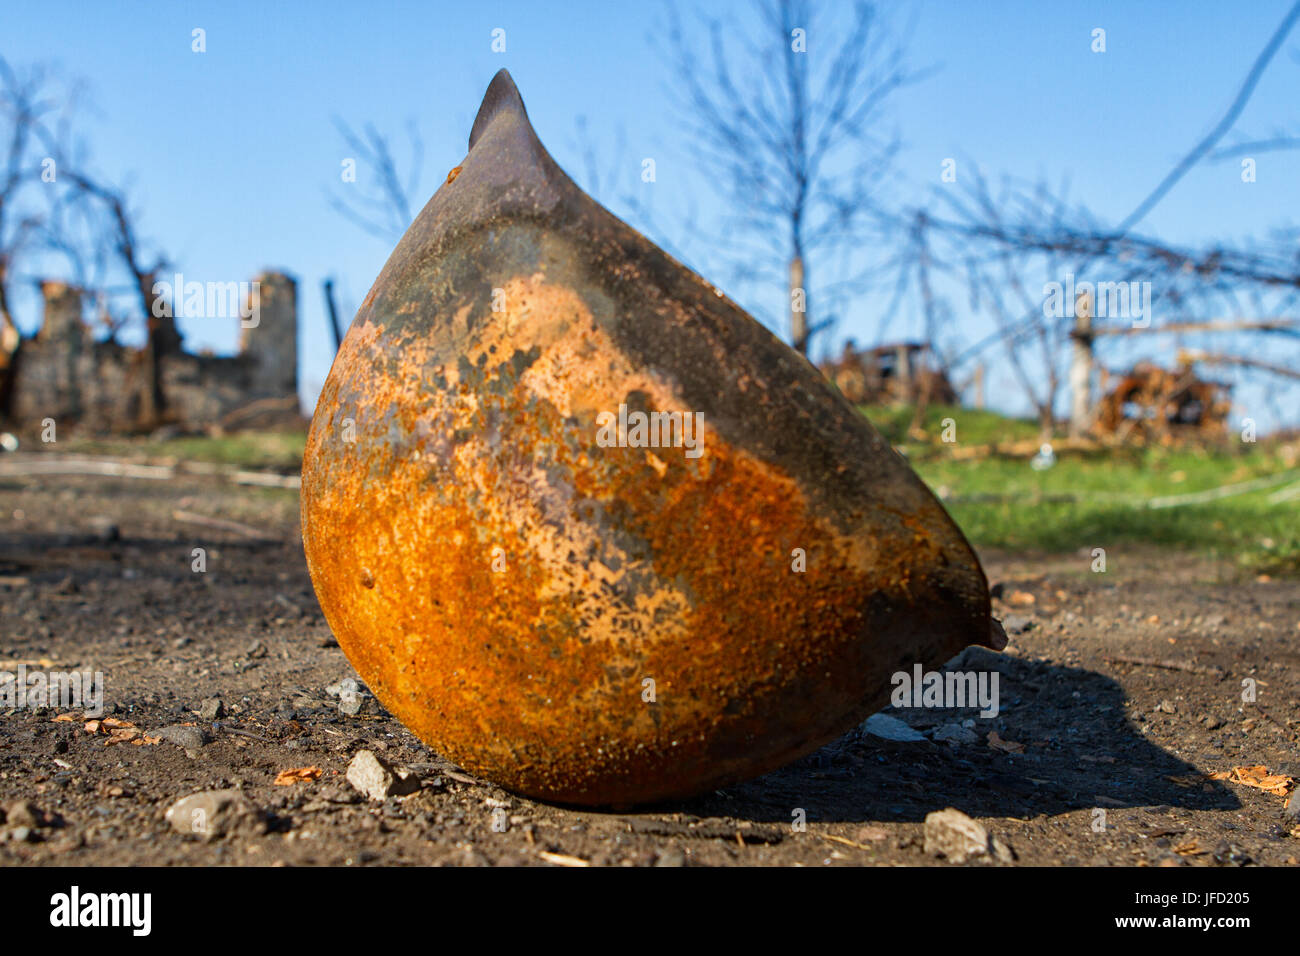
[4,1,1297,425]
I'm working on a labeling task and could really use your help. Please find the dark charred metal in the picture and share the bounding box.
[1094,360,1232,443]
[301,70,1003,806]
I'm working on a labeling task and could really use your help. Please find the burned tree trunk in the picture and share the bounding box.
[324,278,344,354]
[137,271,180,428]
[0,271,19,417]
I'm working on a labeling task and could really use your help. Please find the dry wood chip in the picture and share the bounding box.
[274,766,324,786]
[1210,765,1294,796]
[987,730,1025,754]
[538,851,590,867]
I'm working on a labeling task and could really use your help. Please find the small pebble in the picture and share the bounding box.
[154,725,208,751]
[862,713,925,743]
[924,808,990,864]
[164,790,266,841]
[347,750,421,801]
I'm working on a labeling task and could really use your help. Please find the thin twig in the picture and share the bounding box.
[171,509,272,541]
[1115,0,1300,234]
[214,724,272,743]
[1104,655,1224,678]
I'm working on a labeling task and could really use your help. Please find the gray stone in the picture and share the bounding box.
[326,677,368,698]
[199,698,225,721]
[86,516,120,542]
[991,836,1017,862]
[932,722,979,745]
[862,713,925,743]
[328,677,373,715]
[164,789,266,842]
[154,725,208,750]
[1002,614,1034,635]
[924,808,990,864]
[3,800,43,828]
[347,750,421,801]
[317,784,361,806]
[654,846,687,867]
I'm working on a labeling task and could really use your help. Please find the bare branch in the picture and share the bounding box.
[328,117,423,242]
[1180,350,1300,381]
[1114,0,1300,234]
[659,0,914,354]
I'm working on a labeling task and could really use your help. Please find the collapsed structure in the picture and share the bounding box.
[819,340,957,406]
[1094,360,1232,442]
[0,272,301,434]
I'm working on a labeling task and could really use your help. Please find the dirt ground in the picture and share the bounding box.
[1,462,1297,867]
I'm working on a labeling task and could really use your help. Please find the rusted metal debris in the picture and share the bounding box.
[1093,360,1232,444]
[300,70,1002,806]
[819,340,957,406]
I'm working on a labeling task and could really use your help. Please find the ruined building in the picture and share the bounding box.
[819,340,958,407]
[1093,360,1232,443]
[2,272,301,434]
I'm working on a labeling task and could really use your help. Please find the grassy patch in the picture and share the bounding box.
[866,405,1300,574]
[57,430,307,471]
[862,403,1043,447]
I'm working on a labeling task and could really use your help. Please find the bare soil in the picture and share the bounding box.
[1,464,1297,866]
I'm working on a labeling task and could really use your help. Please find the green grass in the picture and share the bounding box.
[57,430,307,471]
[866,405,1300,574]
[863,403,1044,447]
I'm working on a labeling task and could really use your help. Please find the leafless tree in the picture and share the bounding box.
[322,118,424,355]
[0,57,55,361]
[660,0,915,355]
[57,169,176,422]
[563,112,704,277]
[32,101,176,419]
[895,1,1300,439]
[327,118,423,243]
[903,166,1300,439]
[571,114,629,209]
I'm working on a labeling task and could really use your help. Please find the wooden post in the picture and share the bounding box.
[973,362,985,409]
[896,344,912,399]
[1068,290,1094,437]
